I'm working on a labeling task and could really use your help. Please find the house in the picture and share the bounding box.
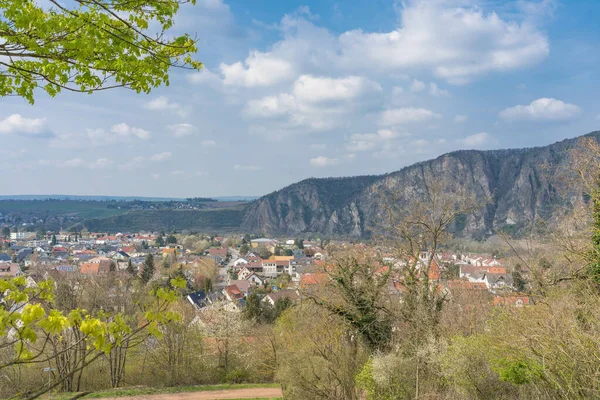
[187,290,217,309]
[247,273,265,287]
[460,265,507,279]
[262,260,277,277]
[0,263,21,278]
[80,256,112,275]
[228,279,252,296]
[80,262,110,275]
[10,232,33,241]
[0,253,11,263]
[262,290,300,306]
[467,271,513,290]
[233,258,248,267]
[207,248,227,264]
[113,250,130,261]
[223,284,245,302]
[238,266,253,280]
[251,238,278,253]
[15,248,33,262]
[55,265,77,273]
[262,258,294,278]
[300,273,328,286]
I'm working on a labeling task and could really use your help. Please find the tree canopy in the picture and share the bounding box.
[0,0,202,103]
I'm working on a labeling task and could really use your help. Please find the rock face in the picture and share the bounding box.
[240,132,599,238]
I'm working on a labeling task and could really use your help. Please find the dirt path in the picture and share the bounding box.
[99,387,283,400]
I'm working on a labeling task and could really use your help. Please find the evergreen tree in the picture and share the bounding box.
[126,258,136,276]
[155,236,165,247]
[141,254,155,283]
[51,234,57,246]
[109,261,117,273]
[240,243,250,256]
[1,227,10,237]
[204,277,213,293]
[166,234,177,244]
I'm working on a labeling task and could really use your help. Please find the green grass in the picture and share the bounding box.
[41,383,282,400]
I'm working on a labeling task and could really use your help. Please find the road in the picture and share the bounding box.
[99,387,283,400]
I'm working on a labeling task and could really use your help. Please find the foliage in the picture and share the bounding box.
[0,275,184,399]
[276,303,366,400]
[307,249,393,352]
[244,293,293,324]
[0,0,201,103]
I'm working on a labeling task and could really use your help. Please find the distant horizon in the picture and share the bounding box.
[0,195,262,202]
[2,130,598,201]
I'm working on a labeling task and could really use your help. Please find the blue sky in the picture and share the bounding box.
[1,0,599,197]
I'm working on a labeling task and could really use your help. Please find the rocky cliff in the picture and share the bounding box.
[240,132,599,238]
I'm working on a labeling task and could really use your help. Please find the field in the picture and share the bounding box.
[0,200,128,219]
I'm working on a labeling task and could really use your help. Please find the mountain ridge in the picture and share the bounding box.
[79,131,598,236]
[240,131,599,238]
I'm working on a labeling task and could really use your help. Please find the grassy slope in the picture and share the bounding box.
[0,200,128,219]
[83,208,247,232]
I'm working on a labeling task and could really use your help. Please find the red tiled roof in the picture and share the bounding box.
[300,273,328,286]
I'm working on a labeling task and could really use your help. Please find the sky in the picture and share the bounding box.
[1,0,600,198]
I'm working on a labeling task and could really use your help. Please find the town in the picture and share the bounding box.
[0,229,530,314]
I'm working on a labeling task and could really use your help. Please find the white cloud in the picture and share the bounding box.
[220,51,294,87]
[52,122,150,148]
[245,75,382,131]
[379,107,441,126]
[119,152,171,170]
[310,143,327,151]
[410,79,427,93]
[150,152,172,162]
[201,140,217,147]
[167,123,197,137]
[499,98,581,121]
[429,83,449,97]
[346,140,377,152]
[110,123,150,140]
[187,68,223,89]
[226,2,549,87]
[144,96,189,117]
[293,75,382,103]
[234,164,262,171]
[346,129,407,152]
[457,132,496,148]
[345,128,412,156]
[454,114,468,123]
[0,114,51,138]
[40,157,112,169]
[310,156,338,167]
[410,80,449,96]
[337,2,549,84]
